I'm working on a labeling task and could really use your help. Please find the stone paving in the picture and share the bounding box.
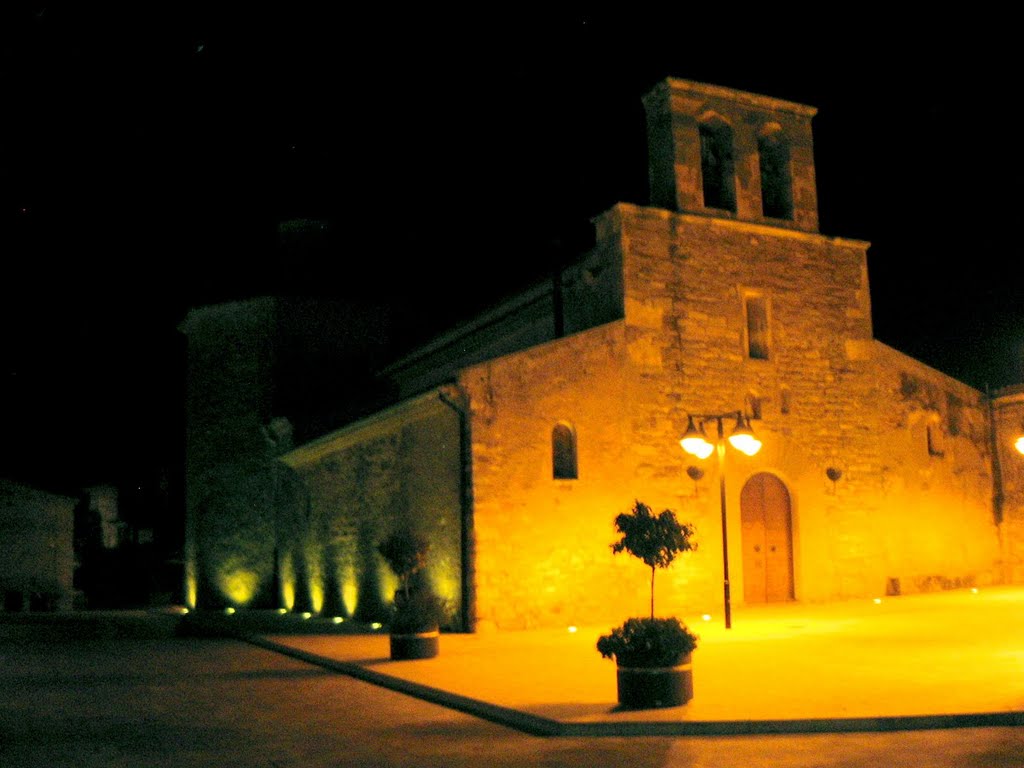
[256,586,1024,736]
[2,603,1023,767]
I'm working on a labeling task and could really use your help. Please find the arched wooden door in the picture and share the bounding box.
[740,473,794,603]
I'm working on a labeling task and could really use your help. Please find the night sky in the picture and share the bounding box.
[3,7,1022,495]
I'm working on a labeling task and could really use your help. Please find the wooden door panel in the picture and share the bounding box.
[741,473,793,603]
[741,475,767,603]
[763,475,793,601]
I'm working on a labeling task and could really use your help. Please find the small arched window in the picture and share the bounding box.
[552,422,578,480]
[699,117,736,213]
[758,125,793,220]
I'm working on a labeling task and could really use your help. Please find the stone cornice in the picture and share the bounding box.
[595,202,870,250]
[643,77,818,119]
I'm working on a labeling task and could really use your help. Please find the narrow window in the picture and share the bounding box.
[927,425,945,458]
[748,394,763,421]
[552,422,578,480]
[745,295,770,360]
[699,118,736,212]
[758,127,793,220]
[780,386,792,415]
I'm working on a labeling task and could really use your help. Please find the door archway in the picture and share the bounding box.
[740,472,794,603]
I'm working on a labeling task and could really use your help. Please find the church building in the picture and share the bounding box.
[181,78,1024,631]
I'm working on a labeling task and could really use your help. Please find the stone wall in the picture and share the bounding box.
[460,322,649,630]
[868,343,999,593]
[611,202,882,604]
[192,458,307,610]
[282,392,463,626]
[181,299,277,608]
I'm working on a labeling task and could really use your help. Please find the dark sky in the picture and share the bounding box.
[3,7,1022,492]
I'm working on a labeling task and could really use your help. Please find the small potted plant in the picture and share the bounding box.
[596,500,699,708]
[378,531,443,660]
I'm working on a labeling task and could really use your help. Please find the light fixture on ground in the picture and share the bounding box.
[680,411,762,629]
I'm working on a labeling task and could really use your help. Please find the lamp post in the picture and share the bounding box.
[680,411,762,629]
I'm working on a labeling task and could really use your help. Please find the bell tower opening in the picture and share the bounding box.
[641,78,819,232]
[699,116,736,213]
[758,124,794,220]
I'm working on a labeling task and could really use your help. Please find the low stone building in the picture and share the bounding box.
[0,479,76,612]
[182,78,1024,630]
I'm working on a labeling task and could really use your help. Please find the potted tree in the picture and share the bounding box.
[596,500,699,708]
[378,531,444,660]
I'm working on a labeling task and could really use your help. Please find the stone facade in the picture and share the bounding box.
[456,199,1000,628]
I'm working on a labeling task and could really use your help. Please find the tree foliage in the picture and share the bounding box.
[610,500,696,619]
[611,500,695,569]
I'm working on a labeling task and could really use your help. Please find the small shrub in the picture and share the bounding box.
[596,617,698,668]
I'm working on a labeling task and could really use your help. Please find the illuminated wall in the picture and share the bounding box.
[281,391,463,626]
[460,322,661,630]
[993,386,1024,581]
[192,457,308,609]
[865,344,998,592]
[458,201,1004,629]
[181,299,278,610]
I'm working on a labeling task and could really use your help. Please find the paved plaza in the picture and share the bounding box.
[257,585,1024,735]
[2,592,1023,767]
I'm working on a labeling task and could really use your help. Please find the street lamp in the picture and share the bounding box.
[1015,436,1024,455]
[680,411,762,629]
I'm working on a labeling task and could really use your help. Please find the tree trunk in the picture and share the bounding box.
[650,565,655,619]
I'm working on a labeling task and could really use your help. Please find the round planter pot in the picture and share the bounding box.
[616,653,693,708]
[389,630,440,660]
